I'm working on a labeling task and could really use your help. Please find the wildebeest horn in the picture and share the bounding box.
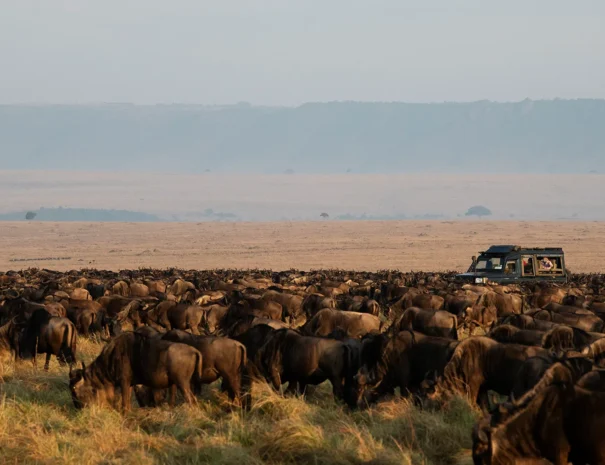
[81,361,86,371]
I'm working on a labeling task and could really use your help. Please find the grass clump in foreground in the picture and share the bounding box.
[0,338,478,465]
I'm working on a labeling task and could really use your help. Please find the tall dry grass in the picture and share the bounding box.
[0,337,477,464]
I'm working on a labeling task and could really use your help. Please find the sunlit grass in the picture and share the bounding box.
[0,337,477,464]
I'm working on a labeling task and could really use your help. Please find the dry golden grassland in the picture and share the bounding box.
[1,220,605,272]
[0,337,477,465]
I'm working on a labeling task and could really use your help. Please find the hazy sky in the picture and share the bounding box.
[2,0,604,105]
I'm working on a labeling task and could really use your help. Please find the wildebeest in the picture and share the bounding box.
[161,329,250,408]
[489,324,546,347]
[431,336,548,408]
[20,308,77,370]
[255,328,351,400]
[529,308,604,332]
[302,293,336,318]
[394,307,458,340]
[69,332,202,411]
[473,361,604,465]
[350,330,415,407]
[301,309,381,338]
[351,330,457,408]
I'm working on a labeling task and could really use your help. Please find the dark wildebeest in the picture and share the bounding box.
[351,330,457,408]
[69,332,202,411]
[394,307,457,340]
[577,369,605,391]
[86,282,107,300]
[233,324,278,363]
[301,309,381,338]
[430,336,548,409]
[473,362,604,465]
[20,308,77,370]
[162,329,250,408]
[349,330,415,407]
[255,329,351,400]
[510,353,592,400]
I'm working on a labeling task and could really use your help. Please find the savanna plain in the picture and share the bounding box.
[1,220,604,464]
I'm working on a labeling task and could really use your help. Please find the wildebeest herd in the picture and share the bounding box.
[2,268,605,464]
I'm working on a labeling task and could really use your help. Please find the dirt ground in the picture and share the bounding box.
[1,220,604,273]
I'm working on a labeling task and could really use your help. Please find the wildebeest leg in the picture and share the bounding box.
[169,385,177,406]
[121,382,132,412]
[331,377,344,400]
[178,382,197,406]
[57,350,67,366]
[284,381,298,396]
[221,375,238,403]
[44,353,52,371]
[477,387,491,412]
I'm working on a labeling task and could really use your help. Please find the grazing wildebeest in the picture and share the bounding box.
[430,336,548,409]
[255,329,351,400]
[69,332,202,411]
[349,330,415,407]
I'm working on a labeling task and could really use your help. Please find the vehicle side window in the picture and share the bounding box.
[522,256,534,276]
[537,256,563,275]
[505,259,517,274]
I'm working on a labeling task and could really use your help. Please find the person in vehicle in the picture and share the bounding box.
[540,256,554,271]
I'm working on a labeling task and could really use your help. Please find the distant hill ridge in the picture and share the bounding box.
[1,100,604,173]
[0,207,160,222]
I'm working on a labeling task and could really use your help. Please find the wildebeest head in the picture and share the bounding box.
[464,305,498,335]
[349,333,390,407]
[69,362,96,409]
[471,416,493,465]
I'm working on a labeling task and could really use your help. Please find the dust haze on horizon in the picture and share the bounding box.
[2,0,605,106]
[2,1,605,223]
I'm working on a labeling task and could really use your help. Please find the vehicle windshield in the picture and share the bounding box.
[474,254,505,272]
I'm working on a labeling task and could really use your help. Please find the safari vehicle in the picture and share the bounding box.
[456,245,568,284]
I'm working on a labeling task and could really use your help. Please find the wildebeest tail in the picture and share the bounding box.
[192,351,203,394]
[450,314,459,340]
[62,322,77,365]
[239,344,252,410]
[341,344,354,404]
